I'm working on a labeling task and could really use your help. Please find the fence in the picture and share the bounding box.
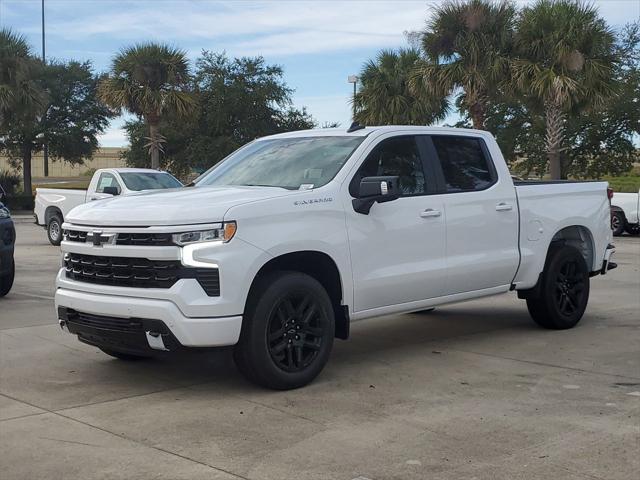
[0,147,126,178]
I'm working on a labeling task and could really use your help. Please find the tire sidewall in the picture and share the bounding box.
[47,215,62,245]
[239,272,335,389]
[541,245,590,329]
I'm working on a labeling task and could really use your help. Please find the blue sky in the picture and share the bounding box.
[1,0,639,147]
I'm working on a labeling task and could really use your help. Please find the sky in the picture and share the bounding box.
[1,0,639,147]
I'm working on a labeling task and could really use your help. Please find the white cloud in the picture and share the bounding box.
[44,1,430,56]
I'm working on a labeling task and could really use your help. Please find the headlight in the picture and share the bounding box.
[0,207,10,219]
[172,221,237,246]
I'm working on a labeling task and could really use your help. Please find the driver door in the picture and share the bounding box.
[345,135,447,313]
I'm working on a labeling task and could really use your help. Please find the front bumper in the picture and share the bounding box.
[55,288,242,348]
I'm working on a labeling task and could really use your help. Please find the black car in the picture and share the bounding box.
[0,186,15,297]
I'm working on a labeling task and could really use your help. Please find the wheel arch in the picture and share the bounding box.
[246,250,349,339]
[549,225,596,272]
[44,206,63,224]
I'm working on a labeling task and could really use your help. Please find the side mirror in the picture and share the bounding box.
[102,186,120,196]
[352,176,400,215]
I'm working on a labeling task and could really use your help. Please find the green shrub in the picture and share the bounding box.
[0,170,21,196]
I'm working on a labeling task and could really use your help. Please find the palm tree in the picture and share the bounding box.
[410,0,516,129]
[513,0,616,179]
[354,49,448,126]
[0,28,45,195]
[99,43,195,169]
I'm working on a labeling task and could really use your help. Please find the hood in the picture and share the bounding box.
[66,185,296,226]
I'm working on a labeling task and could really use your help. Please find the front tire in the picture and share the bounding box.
[611,210,625,236]
[526,245,590,330]
[234,271,335,390]
[625,223,639,236]
[47,214,63,246]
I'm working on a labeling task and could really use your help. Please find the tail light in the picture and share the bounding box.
[607,187,614,204]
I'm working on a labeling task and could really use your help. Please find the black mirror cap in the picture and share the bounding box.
[102,186,120,196]
[353,175,400,215]
[358,176,399,198]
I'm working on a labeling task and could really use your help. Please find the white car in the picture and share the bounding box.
[34,168,182,245]
[55,126,615,389]
[610,189,639,236]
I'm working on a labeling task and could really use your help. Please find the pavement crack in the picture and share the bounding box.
[447,348,640,381]
[39,437,102,447]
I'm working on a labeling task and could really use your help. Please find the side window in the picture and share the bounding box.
[351,136,426,196]
[96,173,121,194]
[431,136,495,192]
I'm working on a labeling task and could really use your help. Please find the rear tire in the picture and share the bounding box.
[99,347,149,361]
[526,245,590,330]
[0,259,14,297]
[611,210,625,236]
[234,271,335,390]
[47,214,63,246]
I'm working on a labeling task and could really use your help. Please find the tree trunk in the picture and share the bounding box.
[545,102,565,180]
[149,122,160,170]
[468,100,486,130]
[23,146,33,197]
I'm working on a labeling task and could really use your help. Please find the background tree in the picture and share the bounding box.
[354,48,448,125]
[0,28,46,194]
[98,43,195,169]
[1,60,112,195]
[123,52,315,177]
[512,0,617,179]
[411,0,516,129]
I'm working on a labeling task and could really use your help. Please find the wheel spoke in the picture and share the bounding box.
[303,326,323,337]
[283,298,296,318]
[295,345,303,366]
[303,340,321,351]
[286,345,294,366]
[268,327,285,343]
[272,340,288,355]
[301,304,317,325]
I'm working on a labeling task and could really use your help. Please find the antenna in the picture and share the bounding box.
[347,121,365,133]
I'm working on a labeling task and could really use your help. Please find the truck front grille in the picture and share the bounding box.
[64,229,173,246]
[63,253,220,295]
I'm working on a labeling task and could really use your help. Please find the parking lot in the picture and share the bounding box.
[0,217,638,480]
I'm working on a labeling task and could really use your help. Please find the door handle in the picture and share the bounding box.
[495,202,513,211]
[420,208,442,218]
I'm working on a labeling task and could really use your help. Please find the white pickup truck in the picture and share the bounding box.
[610,189,639,236]
[55,126,616,390]
[34,168,182,245]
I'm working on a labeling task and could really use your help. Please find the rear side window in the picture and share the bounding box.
[431,136,495,192]
[351,136,426,196]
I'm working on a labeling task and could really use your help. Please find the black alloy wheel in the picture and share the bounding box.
[553,258,588,318]
[267,292,325,373]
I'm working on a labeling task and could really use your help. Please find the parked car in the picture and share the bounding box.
[34,168,183,245]
[0,186,15,297]
[54,126,615,389]
[610,189,639,236]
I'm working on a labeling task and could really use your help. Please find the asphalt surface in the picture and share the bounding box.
[1,217,638,480]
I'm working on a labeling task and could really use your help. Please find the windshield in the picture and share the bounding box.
[119,172,182,191]
[196,136,365,190]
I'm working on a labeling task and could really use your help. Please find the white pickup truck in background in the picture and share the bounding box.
[610,189,639,236]
[34,168,182,245]
[55,126,616,390]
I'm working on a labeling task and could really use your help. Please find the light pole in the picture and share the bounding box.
[347,75,358,121]
[42,0,49,177]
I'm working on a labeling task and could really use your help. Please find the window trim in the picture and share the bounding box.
[426,135,498,194]
[348,135,437,198]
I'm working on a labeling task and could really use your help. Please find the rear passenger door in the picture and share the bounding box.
[427,135,519,294]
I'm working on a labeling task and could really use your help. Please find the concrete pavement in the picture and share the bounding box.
[1,220,638,479]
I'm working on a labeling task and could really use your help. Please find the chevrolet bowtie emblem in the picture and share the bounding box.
[87,231,115,246]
